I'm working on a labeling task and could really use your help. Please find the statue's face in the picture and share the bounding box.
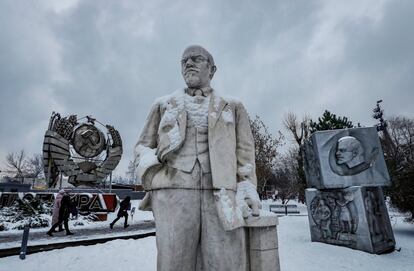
[181,46,214,88]
[336,140,355,165]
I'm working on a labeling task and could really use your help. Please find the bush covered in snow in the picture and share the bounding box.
[0,198,52,231]
[0,199,110,231]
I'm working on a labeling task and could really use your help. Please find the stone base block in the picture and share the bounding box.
[306,186,395,254]
[249,249,280,271]
[245,212,281,271]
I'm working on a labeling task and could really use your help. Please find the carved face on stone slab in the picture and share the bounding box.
[305,127,390,188]
[336,136,365,168]
[181,45,217,88]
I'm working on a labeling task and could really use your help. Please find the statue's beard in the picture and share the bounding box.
[184,74,202,88]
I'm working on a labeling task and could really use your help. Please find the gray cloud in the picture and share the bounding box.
[0,0,413,176]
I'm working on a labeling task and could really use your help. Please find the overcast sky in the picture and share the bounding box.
[0,0,413,177]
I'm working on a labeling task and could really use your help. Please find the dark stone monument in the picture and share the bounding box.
[304,127,395,254]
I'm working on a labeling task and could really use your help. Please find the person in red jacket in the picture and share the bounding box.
[47,194,74,236]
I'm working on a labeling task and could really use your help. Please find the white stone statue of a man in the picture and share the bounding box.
[134,45,261,271]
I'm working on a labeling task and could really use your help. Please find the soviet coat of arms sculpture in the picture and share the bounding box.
[43,112,122,187]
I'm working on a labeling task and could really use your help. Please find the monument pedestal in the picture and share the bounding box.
[245,214,281,271]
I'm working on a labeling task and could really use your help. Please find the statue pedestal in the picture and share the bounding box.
[245,214,281,271]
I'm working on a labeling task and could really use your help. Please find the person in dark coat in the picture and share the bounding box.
[110,196,131,229]
[47,194,74,236]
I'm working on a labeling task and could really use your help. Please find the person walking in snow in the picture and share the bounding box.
[47,194,74,236]
[51,189,66,232]
[110,196,131,229]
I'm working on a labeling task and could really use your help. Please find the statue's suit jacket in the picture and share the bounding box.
[134,89,257,193]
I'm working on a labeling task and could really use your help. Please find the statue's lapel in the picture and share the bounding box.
[158,90,187,160]
[167,89,187,136]
[209,93,227,129]
[177,109,187,143]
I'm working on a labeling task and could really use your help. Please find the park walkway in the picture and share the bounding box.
[0,220,155,257]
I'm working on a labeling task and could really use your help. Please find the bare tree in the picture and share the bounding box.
[283,113,310,146]
[283,112,310,203]
[5,150,27,178]
[249,115,283,196]
[26,154,44,178]
[271,147,302,204]
[3,151,44,182]
[379,116,414,220]
[387,116,414,164]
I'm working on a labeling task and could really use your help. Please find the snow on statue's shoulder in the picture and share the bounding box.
[222,94,242,105]
[154,89,186,107]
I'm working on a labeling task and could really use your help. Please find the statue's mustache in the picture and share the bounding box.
[184,68,199,75]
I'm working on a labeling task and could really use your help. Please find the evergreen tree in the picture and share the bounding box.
[310,110,354,133]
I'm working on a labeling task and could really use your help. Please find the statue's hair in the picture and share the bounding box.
[338,136,364,156]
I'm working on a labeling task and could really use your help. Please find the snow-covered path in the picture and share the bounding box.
[0,221,155,250]
[1,215,412,271]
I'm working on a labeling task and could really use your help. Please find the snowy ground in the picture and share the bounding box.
[1,202,412,271]
[0,200,154,237]
[0,200,154,250]
[0,224,154,249]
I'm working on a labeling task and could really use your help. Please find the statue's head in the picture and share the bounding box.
[181,45,217,88]
[336,136,365,168]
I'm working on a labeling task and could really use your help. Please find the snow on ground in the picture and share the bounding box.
[1,210,412,271]
[0,200,154,236]
[0,228,155,250]
[0,237,157,271]
[278,216,413,271]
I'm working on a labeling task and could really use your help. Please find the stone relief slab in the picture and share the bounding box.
[304,127,390,189]
[363,187,396,253]
[306,187,395,254]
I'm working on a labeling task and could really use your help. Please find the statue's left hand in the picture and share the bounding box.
[236,181,262,218]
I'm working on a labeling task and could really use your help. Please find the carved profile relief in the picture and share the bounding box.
[335,136,364,168]
[305,127,390,189]
[329,134,379,176]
